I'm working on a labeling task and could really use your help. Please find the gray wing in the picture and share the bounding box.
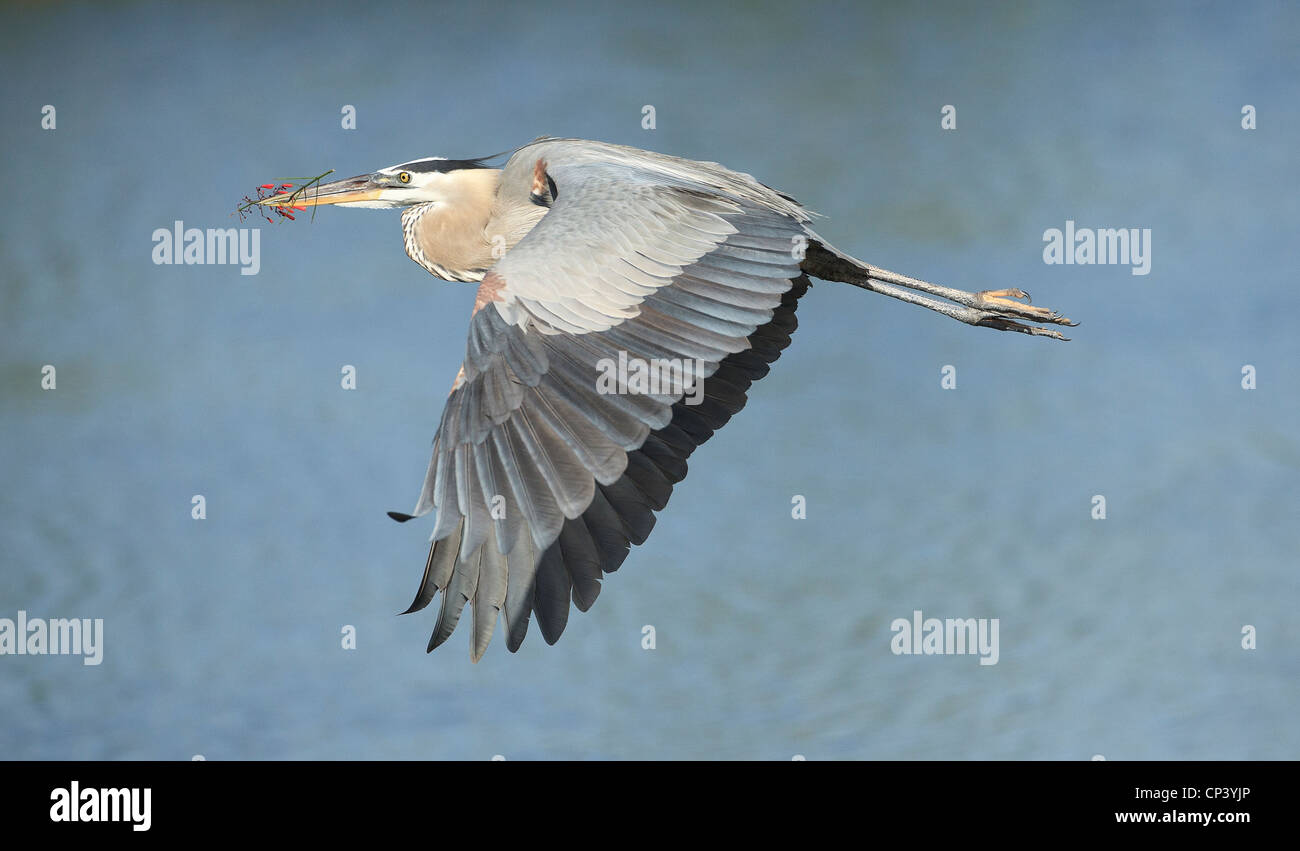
[396,139,815,660]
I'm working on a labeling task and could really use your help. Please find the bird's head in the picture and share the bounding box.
[259,156,499,210]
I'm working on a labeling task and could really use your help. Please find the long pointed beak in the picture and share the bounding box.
[259,173,383,207]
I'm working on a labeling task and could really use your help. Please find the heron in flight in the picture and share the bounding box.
[260,137,1074,661]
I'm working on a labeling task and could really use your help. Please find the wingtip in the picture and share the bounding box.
[388,511,416,523]
[504,617,530,653]
[401,580,439,615]
[402,589,439,616]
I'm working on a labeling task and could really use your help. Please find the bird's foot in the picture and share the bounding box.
[972,288,1076,340]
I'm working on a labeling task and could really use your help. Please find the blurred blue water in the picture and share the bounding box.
[1,0,1296,759]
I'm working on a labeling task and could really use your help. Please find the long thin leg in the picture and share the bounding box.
[802,243,1077,340]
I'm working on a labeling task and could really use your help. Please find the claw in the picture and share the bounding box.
[977,317,1072,341]
[975,288,1076,329]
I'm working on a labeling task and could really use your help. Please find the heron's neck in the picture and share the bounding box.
[401,169,503,282]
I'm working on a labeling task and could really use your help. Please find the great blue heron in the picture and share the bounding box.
[260,137,1074,661]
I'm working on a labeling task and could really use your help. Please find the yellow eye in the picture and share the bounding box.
[398,172,411,184]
